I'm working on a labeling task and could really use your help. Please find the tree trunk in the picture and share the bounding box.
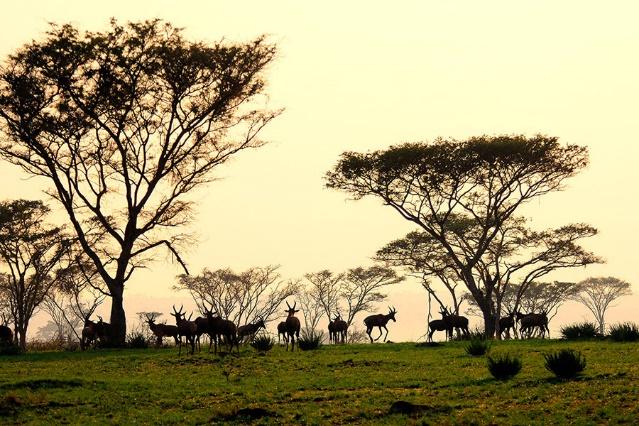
[109,285,127,346]
[17,321,27,350]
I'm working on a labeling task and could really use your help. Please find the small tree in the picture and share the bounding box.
[0,20,280,344]
[175,265,299,326]
[303,270,344,320]
[0,200,69,349]
[573,277,632,334]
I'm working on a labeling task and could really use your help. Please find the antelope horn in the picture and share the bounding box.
[286,301,292,309]
[292,301,296,309]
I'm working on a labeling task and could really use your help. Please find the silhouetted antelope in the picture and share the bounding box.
[364,306,397,343]
[0,314,13,344]
[498,312,515,339]
[204,308,240,354]
[95,316,113,345]
[440,307,469,339]
[428,318,448,341]
[193,311,216,352]
[332,314,348,344]
[171,305,197,355]
[80,308,99,350]
[284,301,301,351]
[237,318,266,343]
[145,314,179,347]
[517,311,549,338]
[277,321,288,344]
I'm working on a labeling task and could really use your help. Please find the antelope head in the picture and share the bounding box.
[387,306,397,322]
[285,301,299,317]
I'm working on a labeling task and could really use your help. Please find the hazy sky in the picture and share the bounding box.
[1,1,638,340]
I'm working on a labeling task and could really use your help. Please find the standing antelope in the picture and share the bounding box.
[440,307,469,339]
[428,318,448,341]
[145,314,179,347]
[284,301,301,351]
[332,314,348,344]
[0,314,13,345]
[237,318,266,343]
[498,312,515,340]
[517,311,549,338]
[95,316,113,346]
[80,308,99,350]
[328,317,337,344]
[204,308,240,354]
[193,311,215,352]
[171,305,198,355]
[364,307,397,343]
[277,321,288,344]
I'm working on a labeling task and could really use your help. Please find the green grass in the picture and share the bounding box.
[1,340,638,424]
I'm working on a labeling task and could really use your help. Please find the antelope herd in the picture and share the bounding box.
[0,299,557,353]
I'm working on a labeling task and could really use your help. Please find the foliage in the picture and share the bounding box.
[0,20,279,344]
[560,322,599,339]
[126,332,150,349]
[250,333,275,353]
[465,338,491,356]
[487,353,522,380]
[298,329,324,351]
[608,322,639,342]
[573,277,632,334]
[544,349,586,379]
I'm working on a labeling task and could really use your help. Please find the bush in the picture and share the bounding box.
[250,333,275,353]
[298,329,324,351]
[608,322,639,342]
[450,327,486,341]
[544,349,586,379]
[465,338,491,356]
[126,332,150,349]
[0,341,23,356]
[487,354,522,380]
[560,322,598,339]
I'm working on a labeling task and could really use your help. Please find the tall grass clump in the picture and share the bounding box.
[465,338,491,356]
[126,332,150,349]
[487,354,522,380]
[560,322,598,339]
[608,323,639,342]
[298,329,324,351]
[544,349,586,379]
[250,333,275,353]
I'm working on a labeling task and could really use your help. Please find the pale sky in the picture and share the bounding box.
[1,1,638,341]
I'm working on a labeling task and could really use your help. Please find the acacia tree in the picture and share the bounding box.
[175,265,299,326]
[302,270,344,320]
[327,135,599,336]
[0,199,70,349]
[573,277,632,334]
[0,20,279,344]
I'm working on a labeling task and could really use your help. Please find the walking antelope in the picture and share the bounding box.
[145,314,179,346]
[517,311,549,338]
[277,321,288,344]
[237,318,266,343]
[171,305,198,355]
[440,307,469,339]
[428,318,448,341]
[284,301,301,351]
[498,312,515,339]
[363,307,397,343]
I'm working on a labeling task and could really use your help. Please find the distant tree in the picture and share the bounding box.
[0,199,70,349]
[327,135,600,337]
[175,265,299,326]
[303,270,344,320]
[297,289,324,332]
[0,20,280,344]
[573,277,632,334]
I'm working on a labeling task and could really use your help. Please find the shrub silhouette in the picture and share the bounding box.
[560,322,598,339]
[487,354,522,380]
[250,334,275,353]
[608,323,639,342]
[544,349,586,379]
[465,338,491,356]
[298,329,324,351]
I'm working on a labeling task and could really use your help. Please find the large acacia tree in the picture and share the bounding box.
[0,20,279,344]
[327,135,599,336]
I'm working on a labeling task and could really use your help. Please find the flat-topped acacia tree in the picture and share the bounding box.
[0,20,280,344]
[327,135,599,337]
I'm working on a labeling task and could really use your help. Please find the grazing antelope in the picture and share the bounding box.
[237,318,266,343]
[440,307,469,339]
[363,307,397,343]
[428,318,448,341]
[498,312,515,340]
[517,311,549,338]
[145,314,179,347]
[277,321,288,344]
[0,314,13,345]
[95,316,113,345]
[203,308,240,354]
[332,314,348,344]
[284,301,301,351]
[171,305,198,355]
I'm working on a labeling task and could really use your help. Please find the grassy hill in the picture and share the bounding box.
[1,340,638,424]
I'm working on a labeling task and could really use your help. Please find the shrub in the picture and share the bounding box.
[487,354,522,380]
[450,327,486,341]
[250,333,275,353]
[127,332,150,349]
[0,342,23,356]
[544,349,586,379]
[560,322,598,339]
[298,329,324,351]
[608,322,639,342]
[465,338,491,356]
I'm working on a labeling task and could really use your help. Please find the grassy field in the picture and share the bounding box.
[1,339,638,424]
